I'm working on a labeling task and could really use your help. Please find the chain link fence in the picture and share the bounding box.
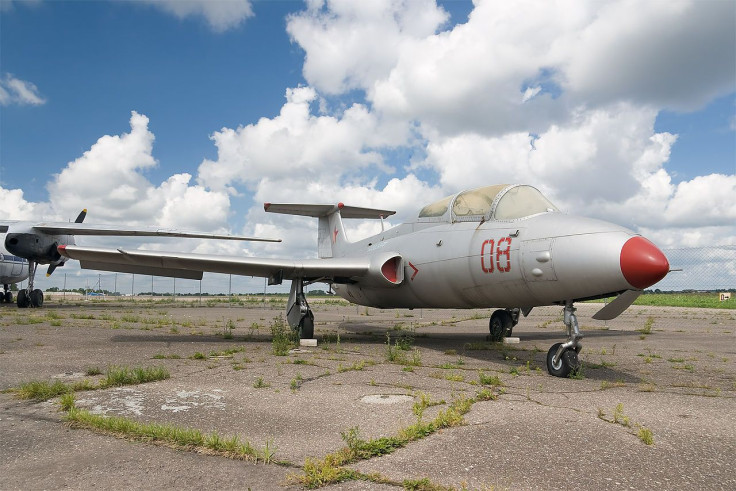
[654,246,736,292]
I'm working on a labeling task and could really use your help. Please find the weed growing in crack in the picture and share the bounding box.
[271,316,298,356]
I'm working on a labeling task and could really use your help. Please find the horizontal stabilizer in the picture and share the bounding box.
[592,290,642,321]
[264,202,395,219]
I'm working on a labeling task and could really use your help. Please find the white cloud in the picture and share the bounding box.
[287,0,736,137]
[142,0,254,32]
[562,0,736,111]
[0,187,47,220]
[287,0,448,94]
[0,73,46,106]
[197,86,402,193]
[42,112,235,243]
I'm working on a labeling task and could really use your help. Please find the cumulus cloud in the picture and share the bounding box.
[287,0,448,95]
[562,0,736,111]
[0,73,46,106]
[273,0,735,251]
[289,0,735,137]
[197,86,403,194]
[41,112,235,242]
[0,187,47,220]
[142,0,254,32]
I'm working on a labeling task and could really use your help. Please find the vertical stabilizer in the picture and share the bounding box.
[317,205,348,258]
[264,202,396,259]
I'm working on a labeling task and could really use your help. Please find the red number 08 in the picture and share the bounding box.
[481,237,512,273]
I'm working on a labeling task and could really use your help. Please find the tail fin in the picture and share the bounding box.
[264,203,395,258]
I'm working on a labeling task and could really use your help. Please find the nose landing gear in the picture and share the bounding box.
[546,302,582,377]
[17,261,44,308]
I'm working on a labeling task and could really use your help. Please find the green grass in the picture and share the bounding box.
[100,365,170,387]
[591,293,735,309]
[637,426,655,445]
[13,379,96,401]
[271,316,298,356]
[294,395,476,488]
[65,406,275,462]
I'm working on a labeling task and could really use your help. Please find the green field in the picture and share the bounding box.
[592,293,735,309]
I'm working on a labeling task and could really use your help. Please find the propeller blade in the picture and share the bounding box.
[46,264,58,277]
[592,290,642,321]
[75,209,87,223]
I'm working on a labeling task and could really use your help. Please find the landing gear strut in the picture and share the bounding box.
[546,302,582,377]
[489,308,521,342]
[17,261,43,308]
[286,279,314,339]
[2,284,12,303]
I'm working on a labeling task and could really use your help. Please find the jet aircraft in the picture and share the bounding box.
[57,184,670,377]
[0,209,280,308]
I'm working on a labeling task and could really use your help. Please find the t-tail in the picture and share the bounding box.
[263,202,396,258]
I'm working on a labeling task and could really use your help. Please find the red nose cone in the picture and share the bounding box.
[620,237,669,289]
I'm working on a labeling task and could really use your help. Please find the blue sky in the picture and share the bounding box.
[0,0,734,293]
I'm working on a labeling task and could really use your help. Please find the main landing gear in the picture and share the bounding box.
[488,308,521,342]
[2,284,12,304]
[546,302,582,378]
[17,261,43,308]
[286,279,314,339]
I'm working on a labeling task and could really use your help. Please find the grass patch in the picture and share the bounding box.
[591,292,735,309]
[65,406,275,463]
[478,371,503,387]
[638,316,654,335]
[99,365,170,388]
[253,377,270,388]
[13,379,96,401]
[638,426,654,445]
[293,395,477,488]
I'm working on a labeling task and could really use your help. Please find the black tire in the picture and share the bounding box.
[30,289,43,308]
[299,315,314,339]
[546,342,581,378]
[4,291,12,303]
[489,310,513,342]
[17,290,29,308]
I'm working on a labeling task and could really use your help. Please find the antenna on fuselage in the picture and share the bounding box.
[380,215,385,232]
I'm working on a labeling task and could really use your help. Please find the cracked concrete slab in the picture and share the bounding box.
[1,299,734,489]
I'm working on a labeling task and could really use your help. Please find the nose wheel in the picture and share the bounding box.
[546,302,582,377]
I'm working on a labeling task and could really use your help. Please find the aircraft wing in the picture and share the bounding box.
[57,245,370,282]
[26,223,280,242]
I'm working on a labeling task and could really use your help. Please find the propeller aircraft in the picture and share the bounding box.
[0,210,280,308]
[57,184,670,377]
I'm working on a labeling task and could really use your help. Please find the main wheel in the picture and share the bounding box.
[17,290,30,308]
[4,291,12,303]
[546,342,581,378]
[30,289,43,308]
[489,310,513,342]
[299,315,314,339]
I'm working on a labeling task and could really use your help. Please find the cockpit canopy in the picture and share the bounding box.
[418,184,558,223]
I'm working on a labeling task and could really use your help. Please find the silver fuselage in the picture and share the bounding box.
[334,212,634,309]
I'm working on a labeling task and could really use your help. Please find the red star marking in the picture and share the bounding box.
[408,262,419,281]
[333,227,339,243]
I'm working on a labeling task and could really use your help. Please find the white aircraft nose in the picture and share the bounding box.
[620,237,669,289]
